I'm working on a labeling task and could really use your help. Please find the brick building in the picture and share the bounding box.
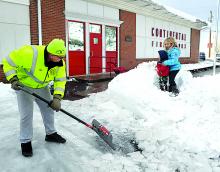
[0,0,207,81]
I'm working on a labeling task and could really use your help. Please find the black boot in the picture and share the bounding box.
[160,84,166,91]
[168,86,172,92]
[159,79,167,91]
[45,132,66,143]
[160,84,168,91]
[21,142,33,157]
[165,85,168,91]
[171,86,179,96]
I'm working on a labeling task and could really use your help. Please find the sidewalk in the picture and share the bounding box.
[74,72,116,83]
[182,60,220,72]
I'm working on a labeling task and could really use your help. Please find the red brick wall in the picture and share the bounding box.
[119,10,137,69]
[29,0,38,45]
[29,0,65,45]
[180,28,200,64]
[191,29,200,62]
[0,65,7,83]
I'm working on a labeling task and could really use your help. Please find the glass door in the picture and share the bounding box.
[68,21,86,76]
[105,26,118,72]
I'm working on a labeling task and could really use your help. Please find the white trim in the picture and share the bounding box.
[85,0,207,30]
[117,27,120,67]
[85,22,90,75]
[65,20,69,77]
[102,25,106,73]
[65,11,123,27]
[1,0,29,5]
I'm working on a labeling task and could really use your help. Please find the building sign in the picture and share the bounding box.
[125,35,132,42]
[136,14,191,59]
[151,27,187,49]
[151,28,186,40]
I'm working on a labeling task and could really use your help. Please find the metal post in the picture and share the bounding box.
[213,0,220,75]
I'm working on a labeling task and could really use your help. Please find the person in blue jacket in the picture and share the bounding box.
[162,37,181,96]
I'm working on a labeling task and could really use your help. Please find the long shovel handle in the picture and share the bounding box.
[19,87,115,150]
[60,109,93,128]
[19,87,93,129]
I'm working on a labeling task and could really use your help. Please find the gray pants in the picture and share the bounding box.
[16,86,56,143]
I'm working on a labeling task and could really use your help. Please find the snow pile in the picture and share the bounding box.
[1,62,220,171]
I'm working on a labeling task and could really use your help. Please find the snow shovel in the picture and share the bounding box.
[19,87,116,150]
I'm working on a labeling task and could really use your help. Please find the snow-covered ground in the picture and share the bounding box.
[1,61,220,172]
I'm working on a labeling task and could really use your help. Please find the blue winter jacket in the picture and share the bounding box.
[163,47,181,71]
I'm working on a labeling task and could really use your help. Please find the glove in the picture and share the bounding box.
[9,76,23,90]
[50,94,62,112]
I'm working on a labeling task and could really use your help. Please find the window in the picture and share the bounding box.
[68,22,84,51]
[105,26,116,51]
[89,24,101,33]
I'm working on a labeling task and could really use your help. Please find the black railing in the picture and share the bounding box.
[88,56,118,77]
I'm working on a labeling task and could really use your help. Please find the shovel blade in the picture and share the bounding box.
[92,119,115,150]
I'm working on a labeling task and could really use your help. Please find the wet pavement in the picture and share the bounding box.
[64,72,116,101]
[64,80,110,101]
[190,66,220,77]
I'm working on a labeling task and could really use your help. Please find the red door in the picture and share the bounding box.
[68,21,86,76]
[89,24,102,74]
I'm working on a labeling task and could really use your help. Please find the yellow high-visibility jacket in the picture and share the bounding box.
[2,45,67,97]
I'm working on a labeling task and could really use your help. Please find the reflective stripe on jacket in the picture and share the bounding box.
[2,45,67,97]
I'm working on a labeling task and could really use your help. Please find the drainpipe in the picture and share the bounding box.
[37,0,42,45]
